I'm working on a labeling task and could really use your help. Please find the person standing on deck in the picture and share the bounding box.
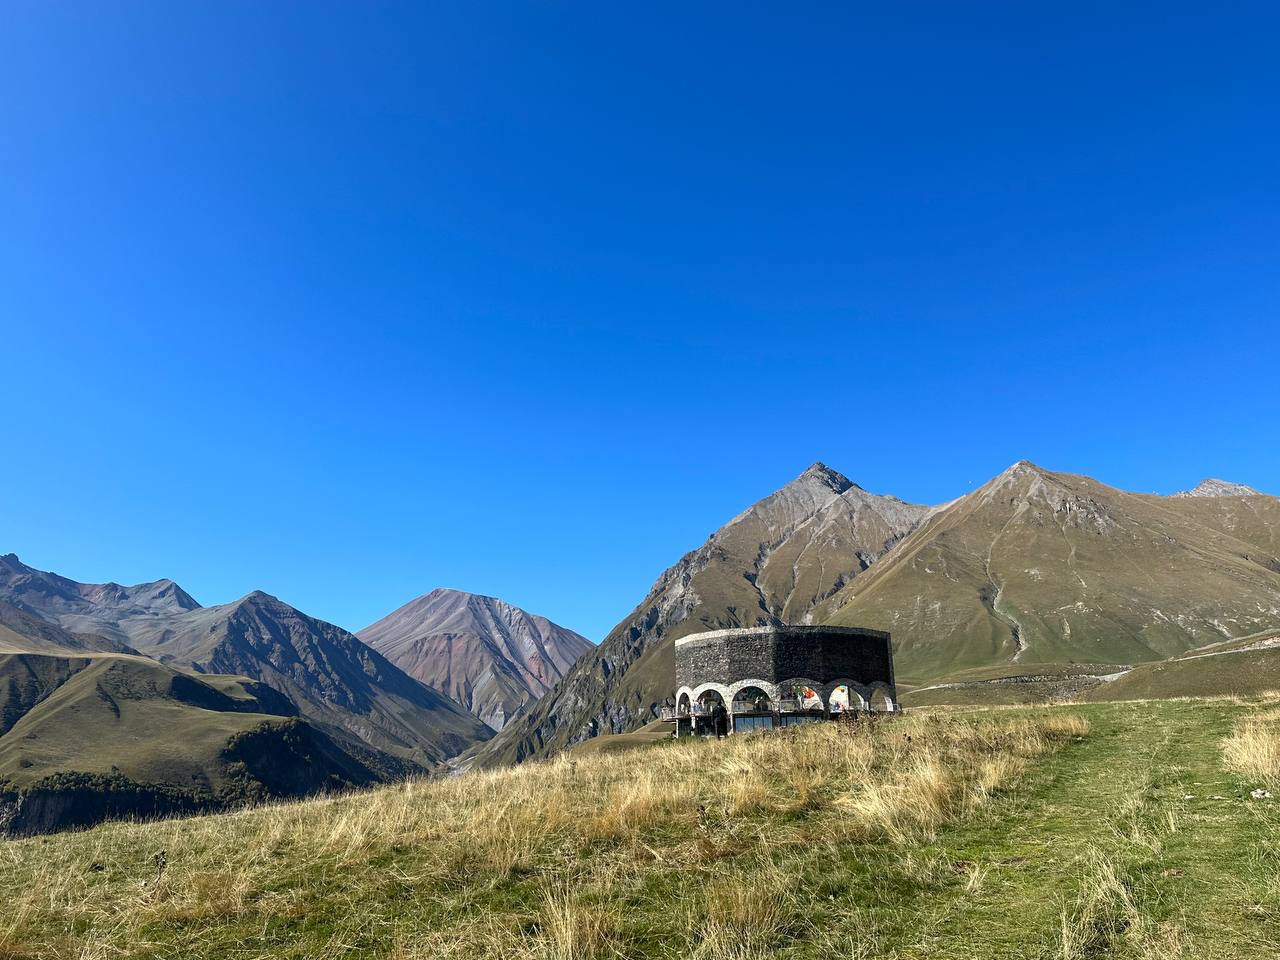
[712,700,728,739]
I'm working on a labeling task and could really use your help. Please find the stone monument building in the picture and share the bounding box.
[662,625,897,736]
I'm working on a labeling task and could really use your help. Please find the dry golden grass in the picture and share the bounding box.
[0,709,1089,959]
[1222,707,1280,784]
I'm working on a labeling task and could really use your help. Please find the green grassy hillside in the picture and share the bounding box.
[0,603,132,656]
[1083,643,1280,702]
[821,463,1280,685]
[0,653,380,835]
[3,699,1279,958]
[900,633,1280,707]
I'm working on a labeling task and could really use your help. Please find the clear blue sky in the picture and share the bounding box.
[2,3,1277,641]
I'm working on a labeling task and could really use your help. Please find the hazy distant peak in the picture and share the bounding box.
[1174,478,1261,498]
[358,587,592,731]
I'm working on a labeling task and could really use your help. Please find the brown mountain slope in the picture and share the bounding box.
[121,591,494,770]
[1149,487,1280,565]
[358,589,591,731]
[0,602,133,655]
[817,462,1280,684]
[471,463,928,765]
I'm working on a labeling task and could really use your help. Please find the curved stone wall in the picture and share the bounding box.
[674,625,896,709]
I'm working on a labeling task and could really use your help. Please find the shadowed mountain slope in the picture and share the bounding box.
[358,589,591,731]
[0,650,380,835]
[472,463,928,765]
[120,592,494,769]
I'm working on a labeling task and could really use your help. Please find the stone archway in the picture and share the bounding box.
[731,684,774,712]
[693,686,729,737]
[779,678,826,711]
[691,682,733,706]
[727,679,780,707]
[823,679,869,713]
[869,683,897,712]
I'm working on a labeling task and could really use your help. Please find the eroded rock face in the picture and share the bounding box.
[357,589,592,731]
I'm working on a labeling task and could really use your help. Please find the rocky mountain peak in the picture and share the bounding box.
[1174,478,1262,498]
[979,460,1057,500]
[797,462,856,495]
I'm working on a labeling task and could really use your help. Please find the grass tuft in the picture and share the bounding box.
[1223,708,1280,784]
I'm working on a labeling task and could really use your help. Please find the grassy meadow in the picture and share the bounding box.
[2,699,1279,959]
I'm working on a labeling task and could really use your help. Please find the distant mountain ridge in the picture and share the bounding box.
[0,558,492,775]
[1174,478,1263,498]
[0,554,198,649]
[5,458,1279,795]
[358,588,591,731]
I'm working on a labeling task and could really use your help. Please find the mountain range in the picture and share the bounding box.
[472,461,1280,766]
[4,458,1279,828]
[0,555,585,832]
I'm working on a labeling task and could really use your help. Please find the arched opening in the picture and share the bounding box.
[828,684,851,713]
[779,681,827,726]
[677,692,692,716]
[731,685,772,714]
[696,689,728,738]
[799,684,825,712]
[731,685,774,734]
[870,687,896,712]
